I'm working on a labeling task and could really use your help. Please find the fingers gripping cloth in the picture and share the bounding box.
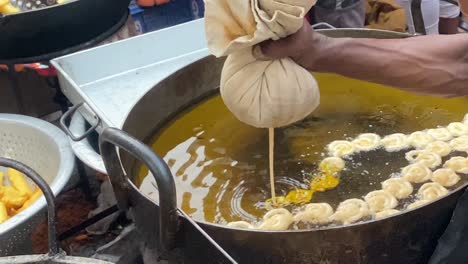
[205,0,320,128]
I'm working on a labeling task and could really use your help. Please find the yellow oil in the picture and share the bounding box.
[138,73,468,224]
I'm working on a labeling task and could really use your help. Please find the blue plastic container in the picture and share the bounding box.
[129,1,147,34]
[139,0,205,32]
[191,0,205,19]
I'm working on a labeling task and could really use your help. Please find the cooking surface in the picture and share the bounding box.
[138,73,468,225]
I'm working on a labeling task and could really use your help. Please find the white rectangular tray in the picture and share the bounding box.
[52,18,209,129]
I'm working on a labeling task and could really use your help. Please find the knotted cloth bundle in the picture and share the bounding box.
[205,0,320,128]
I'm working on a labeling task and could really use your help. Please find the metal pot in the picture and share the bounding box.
[98,29,468,264]
[0,114,75,256]
[0,158,113,264]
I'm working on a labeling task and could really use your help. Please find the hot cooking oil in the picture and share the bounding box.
[137,73,468,225]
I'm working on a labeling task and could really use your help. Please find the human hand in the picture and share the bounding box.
[257,22,329,71]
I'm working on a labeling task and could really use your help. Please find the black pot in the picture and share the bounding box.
[0,0,130,62]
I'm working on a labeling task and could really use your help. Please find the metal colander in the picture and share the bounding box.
[0,158,112,264]
[0,114,75,256]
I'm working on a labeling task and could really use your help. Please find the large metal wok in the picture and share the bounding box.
[95,29,468,264]
[0,0,130,63]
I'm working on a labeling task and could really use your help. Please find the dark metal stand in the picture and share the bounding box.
[75,158,94,201]
[59,205,120,241]
[45,74,70,115]
[6,64,26,114]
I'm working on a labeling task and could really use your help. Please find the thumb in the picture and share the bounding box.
[257,22,314,60]
[257,38,294,60]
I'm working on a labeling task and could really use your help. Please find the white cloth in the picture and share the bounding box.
[397,0,439,34]
[398,0,460,34]
[440,0,460,18]
[205,0,320,128]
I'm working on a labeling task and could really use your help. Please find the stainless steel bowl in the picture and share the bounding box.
[0,157,112,264]
[0,114,75,256]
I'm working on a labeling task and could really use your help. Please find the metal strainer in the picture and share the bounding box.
[0,158,112,264]
[0,114,75,256]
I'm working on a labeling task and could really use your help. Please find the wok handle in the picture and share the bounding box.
[0,158,59,256]
[60,102,101,142]
[99,127,179,252]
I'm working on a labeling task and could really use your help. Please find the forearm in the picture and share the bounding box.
[311,34,468,97]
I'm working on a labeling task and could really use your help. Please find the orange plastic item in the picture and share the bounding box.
[136,0,170,7]
[137,0,155,7]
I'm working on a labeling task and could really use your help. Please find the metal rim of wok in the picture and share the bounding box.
[107,28,468,235]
